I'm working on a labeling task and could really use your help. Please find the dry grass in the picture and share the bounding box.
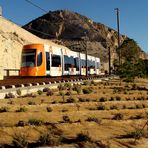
[0,78,148,147]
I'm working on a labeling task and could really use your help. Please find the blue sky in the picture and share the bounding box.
[0,0,148,53]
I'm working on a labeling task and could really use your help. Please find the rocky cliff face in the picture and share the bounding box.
[23,10,129,70]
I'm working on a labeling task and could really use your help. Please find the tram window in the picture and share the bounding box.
[74,57,79,71]
[46,52,50,70]
[93,61,95,68]
[52,54,61,67]
[81,59,86,68]
[37,52,42,66]
[21,49,36,67]
[97,62,100,68]
[88,60,91,69]
[64,55,75,71]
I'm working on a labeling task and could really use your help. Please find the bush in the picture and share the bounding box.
[43,87,50,92]
[110,105,118,110]
[99,97,107,102]
[46,107,53,112]
[83,81,90,86]
[61,108,68,112]
[82,87,93,94]
[58,84,65,91]
[37,90,43,95]
[12,133,28,148]
[78,97,86,102]
[86,117,101,124]
[0,107,9,112]
[5,92,15,99]
[62,115,71,123]
[65,91,72,96]
[66,97,75,103]
[28,119,44,126]
[39,132,62,146]
[112,113,124,120]
[73,84,81,94]
[16,107,27,112]
[28,101,36,105]
[97,105,105,110]
[76,133,91,142]
[16,89,22,96]
[64,82,72,90]
[116,96,121,101]
[126,130,145,139]
[17,120,28,127]
[109,97,115,101]
[46,90,54,96]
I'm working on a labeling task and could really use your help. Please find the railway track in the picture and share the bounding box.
[0,75,115,99]
[0,75,109,89]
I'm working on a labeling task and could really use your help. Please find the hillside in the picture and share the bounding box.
[23,10,148,69]
[0,16,69,79]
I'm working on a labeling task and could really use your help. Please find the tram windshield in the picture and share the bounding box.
[21,49,36,67]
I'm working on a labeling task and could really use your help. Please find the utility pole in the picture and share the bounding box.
[115,8,121,65]
[83,31,88,77]
[0,6,2,16]
[108,46,111,75]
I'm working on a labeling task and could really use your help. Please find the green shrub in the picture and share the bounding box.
[86,117,101,124]
[16,89,22,96]
[76,133,91,142]
[97,105,105,110]
[82,87,93,94]
[46,89,54,96]
[17,120,28,127]
[12,132,28,148]
[58,84,65,91]
[83,81,90,86]
[135,104,143,109]
[78,97,86,102]
[110,105,118,110]
[66,97,75,103]
[126,130,145,139]
[99,97,107,102]
[28,119,44,126]
[116,96,121,101]
[61,108,68,112]
[16,107,27,112]
[62,115,71,123]
[73,84,81,94]
[28,101,36,105]
[37,90,43,95]
[43,87,50,92]
[0,107,9,112]
[109,97,115,101]
[5,92,15,99]
[46,107,53,112]
[64,82,72,90]
[112,113,124,120]
[39,132,62,146]
[65,91,72,96]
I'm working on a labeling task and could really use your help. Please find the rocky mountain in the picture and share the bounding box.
[23,10,128,68]
[23,10,148,70]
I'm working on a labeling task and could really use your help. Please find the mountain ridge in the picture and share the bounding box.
[23,10,147,70]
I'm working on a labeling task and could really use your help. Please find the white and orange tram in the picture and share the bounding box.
[20,43,100,77]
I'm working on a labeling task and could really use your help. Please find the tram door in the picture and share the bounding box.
[46,52,50,75]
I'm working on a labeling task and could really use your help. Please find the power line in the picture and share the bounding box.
[24,0,48,13]
[23,26,55,37]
